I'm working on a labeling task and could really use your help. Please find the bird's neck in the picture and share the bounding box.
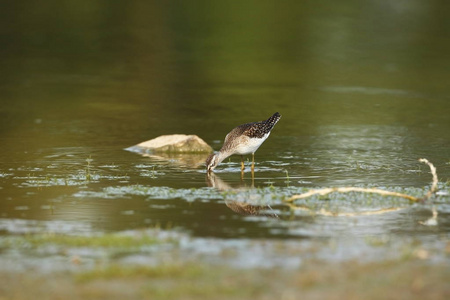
[216,150,231,165]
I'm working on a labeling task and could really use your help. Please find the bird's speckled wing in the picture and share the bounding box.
[220,112,281,153]
[242,112,281,138]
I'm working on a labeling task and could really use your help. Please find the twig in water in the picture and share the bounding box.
[418,158,438,202]
[284,159,439,217]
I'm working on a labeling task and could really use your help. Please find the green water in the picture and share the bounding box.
[1,1,449,258]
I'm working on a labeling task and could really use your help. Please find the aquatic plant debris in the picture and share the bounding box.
[285,158,440,218]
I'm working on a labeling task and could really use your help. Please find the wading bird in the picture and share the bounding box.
[206,112,281,175]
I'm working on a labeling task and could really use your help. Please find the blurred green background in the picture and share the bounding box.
[2,0,449,146]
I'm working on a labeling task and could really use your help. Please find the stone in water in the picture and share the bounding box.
[126,134,213,154]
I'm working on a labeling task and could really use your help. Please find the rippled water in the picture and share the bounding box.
[1,0,449,266]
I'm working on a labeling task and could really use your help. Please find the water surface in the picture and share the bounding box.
[1,0,449,265]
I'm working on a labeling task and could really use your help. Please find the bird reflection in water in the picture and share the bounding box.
[206,172,279,218]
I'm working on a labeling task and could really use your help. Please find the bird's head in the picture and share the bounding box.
[205,153,219,172]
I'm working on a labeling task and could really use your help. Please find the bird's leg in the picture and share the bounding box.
[251,156,255,186]
[240,155,245,179]
[251,153,255,176]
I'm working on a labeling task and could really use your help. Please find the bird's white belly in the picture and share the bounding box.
[234,133,270,155]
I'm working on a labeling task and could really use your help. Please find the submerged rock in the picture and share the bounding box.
[126,134,213,154]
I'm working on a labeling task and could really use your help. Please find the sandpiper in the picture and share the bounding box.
[206,112,281,173]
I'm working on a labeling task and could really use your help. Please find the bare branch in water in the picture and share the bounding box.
[284,159,439,218]
[418,158,438,202]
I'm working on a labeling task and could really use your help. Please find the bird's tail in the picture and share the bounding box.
[263,112,281,131]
